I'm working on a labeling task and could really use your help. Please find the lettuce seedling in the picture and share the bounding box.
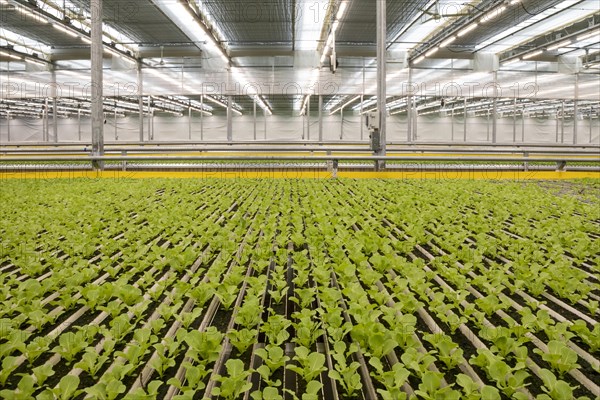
[287,346,326,383]
[228,328,258,354]
[212,359,252,400]
[534,341,579,377]
[184,327,223,364]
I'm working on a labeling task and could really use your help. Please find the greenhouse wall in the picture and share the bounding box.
[1,114,599,144]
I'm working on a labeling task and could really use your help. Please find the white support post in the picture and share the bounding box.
[307,95,311,141]
[188,106,192,140]
[138,63,144,142]
[463,98,468,142]
[227,96,233,142]
[78,109,81,141]
[318,95,323,143]
[200,95,204,141]
[376,0,387,169]
[513,98,517,143]
[253,99,257,141]
[573,73,579,145]
[91,0,104,169]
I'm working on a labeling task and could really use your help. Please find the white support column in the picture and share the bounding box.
[91,0,104,169]
[307,95,311,141]
[407,68,413,143]
[492,71,498,144]
[78,108,81,141]
[227,96,233,142]
[263,107,267,139]
[573,73,579,145]
[360,94,364,140]
[561,101,565,143]
[340,108,344,139]
[6,112,9,142]
[253,99,257,141]
[43,99,49,142]
[51,69,58,143]
[512,98,517,143]
[200,95,204,141]
[147,96,152,140]
[318,95,323,143]
[463,98,467,142]
[138,63,144,142]
[114,107,118,141]
[375,0,387,169]
[188,106,192,140]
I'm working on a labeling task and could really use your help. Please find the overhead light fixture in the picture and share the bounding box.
[457,23,478,37]
[0,50,22,60]
[204,96,242,116]
[440,36,456,47]
[332,21,340,32]
[502,58,521,66]
[413,55,426,65]
[577,29,600,42]
[522,49,543,60]
[336,1,349,20]
[510,0,520,5]
[329,95,360,115]
[81,37,91,44]
[53,24,78,37]
[25,58,46,66]
[480,6,506,23]
[547,40,571,51]
[425,47,439,57]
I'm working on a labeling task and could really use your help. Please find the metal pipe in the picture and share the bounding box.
[78,109,81,141]
[3,147,597,155]
[492,71,497,144]
[2,155,594,163]
[6,111,9,142]
[264,107,267,140]
[91,0,104,169]
[522,105,525,142]
[360,94,364,141]
[114,108,118,141]
[52,69,58,143]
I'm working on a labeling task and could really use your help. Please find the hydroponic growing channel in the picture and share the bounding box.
[0,179,599,400]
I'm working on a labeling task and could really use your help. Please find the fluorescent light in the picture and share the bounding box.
[547,40,571,51]
[502,58,521,66]
[332,21,340,32]
[510,0,520,4]
[480,6,506,23]
[522,49,543,59]
[413,55,426,64]
[25,58,46,66]
[81,37,91,44]
[577,29,600,41]
[425,47,439,57]
[457,23,478,37]
[204,96,242,116]
[0,51,22,60]
[440,36,456,47]
[330,95,360,115]
[53,24,78,37]
[336,1,349,20]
